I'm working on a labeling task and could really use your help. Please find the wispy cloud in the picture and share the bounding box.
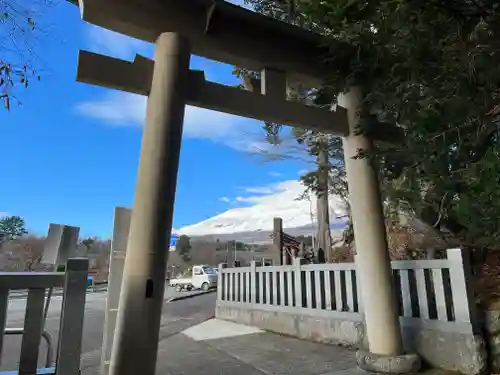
[77,22,286,153]
[244,186,275,195]
[84,24,152,60]
[268,171,283,177]
[219,197,231,203]
[75,91,274,152]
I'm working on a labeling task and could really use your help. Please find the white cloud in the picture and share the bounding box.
[268,171,282,177]
[219,197,231,203]
[234,196,255,203]
[78,22,301,153]
[75,91,272,151]
[76,92,146,125]
[243,186,275,195]
[77,22,297,153]
[84,24,152,60]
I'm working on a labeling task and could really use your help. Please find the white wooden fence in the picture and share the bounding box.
[0,258,88,375]
[217,248,478,334]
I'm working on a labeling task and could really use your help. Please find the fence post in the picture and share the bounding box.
[19,289,45,375]
[447,248,479,332]
[354,254,363,314]
[293,257,305,308]
[0,287,9,367]
[56,258,89,375]
[250,261,257,304]
[217,263,227,301]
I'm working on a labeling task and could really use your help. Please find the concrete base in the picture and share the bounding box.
[216,303,488,375]
[478,309,500,373]
[216,304,364,347]
[401,327,486,375]
[356,350,421,374]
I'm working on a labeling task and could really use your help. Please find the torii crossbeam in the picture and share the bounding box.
[77,51,351,135]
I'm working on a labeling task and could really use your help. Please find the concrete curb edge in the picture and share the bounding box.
[166,289,216,303]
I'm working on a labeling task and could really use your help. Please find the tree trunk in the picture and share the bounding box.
[425,248,436,260]
[316,141,332,262]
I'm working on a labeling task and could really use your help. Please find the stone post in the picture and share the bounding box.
[341,87,419,373]
[41,224,80,332]
[42,224,80,268]
[299,242,305,258]
[108,32,190,375]
[273,217,284,265]
[101,207,131,375]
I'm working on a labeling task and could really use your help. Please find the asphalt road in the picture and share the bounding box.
[0,288,217,373]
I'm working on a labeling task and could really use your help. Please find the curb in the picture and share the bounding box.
[166,289,216,303]
[9,287,108,300]
[8,288,212,302]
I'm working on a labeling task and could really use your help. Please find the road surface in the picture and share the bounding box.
[0,288,216,373]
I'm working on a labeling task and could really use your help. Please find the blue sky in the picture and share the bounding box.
[0,1,311,238]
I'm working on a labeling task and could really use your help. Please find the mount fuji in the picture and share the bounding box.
[175,180,349,243]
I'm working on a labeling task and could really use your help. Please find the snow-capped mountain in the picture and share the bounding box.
[175,180,348,242]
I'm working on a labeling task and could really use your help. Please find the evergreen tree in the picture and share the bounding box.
[0,215,28,244]
[176,235,192,262]
[239,0,500,252]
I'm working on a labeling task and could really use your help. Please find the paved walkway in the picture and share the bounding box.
[152,319,453,375]
[156,318,359,375]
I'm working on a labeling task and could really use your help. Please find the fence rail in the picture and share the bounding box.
[0,258,89,375]
[218,248,477,334]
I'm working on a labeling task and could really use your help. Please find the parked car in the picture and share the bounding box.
[169,265,218,292]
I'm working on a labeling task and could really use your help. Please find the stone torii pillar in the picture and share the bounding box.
[341,87,420,373]
[108,32,190,375]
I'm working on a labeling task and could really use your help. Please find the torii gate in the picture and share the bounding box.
[69,0,419,374]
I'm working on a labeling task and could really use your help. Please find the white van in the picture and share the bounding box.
[169,265,218,292]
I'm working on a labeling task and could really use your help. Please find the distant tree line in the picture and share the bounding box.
[0,215,111,276]
[214,238,268,252]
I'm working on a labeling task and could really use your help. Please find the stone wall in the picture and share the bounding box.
[483,310,500,373]
[216,303,487,375]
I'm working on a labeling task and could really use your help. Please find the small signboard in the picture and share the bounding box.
[169,233,178,251]
[87,276,95,291]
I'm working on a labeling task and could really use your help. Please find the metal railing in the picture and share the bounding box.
[4,329,53,369]
[0,258,89,375]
